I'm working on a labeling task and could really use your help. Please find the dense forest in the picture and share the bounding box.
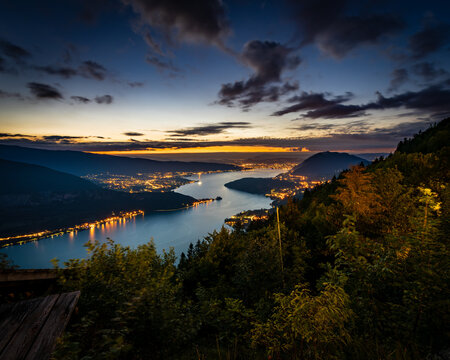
[48,118,449,359]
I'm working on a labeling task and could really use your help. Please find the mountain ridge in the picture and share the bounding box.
[290,151,370,180]
[0,144,240,176]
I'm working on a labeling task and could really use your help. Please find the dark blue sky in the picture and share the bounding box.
[1,0,449,154]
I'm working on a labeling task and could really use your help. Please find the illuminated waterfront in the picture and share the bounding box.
[0,169,281,268]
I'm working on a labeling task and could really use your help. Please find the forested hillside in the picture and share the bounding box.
[0,159,196,238]
[50,118,449,359]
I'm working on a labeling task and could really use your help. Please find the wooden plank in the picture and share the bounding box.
[0,297,43,355]
[0,294,59,360]
[0,302,15,322]
[0,270,58,283]
[24,291,80,360]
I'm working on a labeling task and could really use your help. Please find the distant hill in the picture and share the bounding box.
[0,145,239,176]
[0,158,99,195]
[0,159,196,237]
[224,178,296,195]
[290,151,370,180]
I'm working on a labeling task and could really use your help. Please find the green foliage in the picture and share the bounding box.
[53,117,450,359]
[53,239,197,359]
[252,283,353,359]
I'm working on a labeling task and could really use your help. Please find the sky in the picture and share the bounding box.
[0,0,449,156]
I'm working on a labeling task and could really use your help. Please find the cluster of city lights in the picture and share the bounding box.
[0,210,144,247]
[83,173,195,193]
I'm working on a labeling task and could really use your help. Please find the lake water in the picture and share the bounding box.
[1,169,281,268]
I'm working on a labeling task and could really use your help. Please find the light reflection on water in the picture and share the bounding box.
[1,169,281,268]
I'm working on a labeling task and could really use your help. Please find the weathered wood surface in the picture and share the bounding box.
[0,270,58,283]
[0,291,80,360]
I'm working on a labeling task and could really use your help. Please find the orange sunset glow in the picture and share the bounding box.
[90,145,311,155]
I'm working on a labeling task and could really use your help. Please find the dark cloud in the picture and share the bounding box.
[272,91,359,118]
[34,65,78,78]
[146,55,179,72]
[0,89,24,100]
[128,81,144,87]
[79,60,108,80]
[0,39,31,63]
[62,44,77,64]
[167,122,252,137]
[388,68,409,92]
[123,0,230,48]
[144,32,164,55]
[123,132,144,136]
[412,62,449,81]
[43,135,84,141]
[370,84,450,115]
[409,21,450,59]
[31,59,113,81]
[94,94,113,104]
[292,119,374,134]
[273,82,450,119]
[27,82,63,100]
[0,133,104,146]
[0,133,34,138]
[71,96,91,103]
[289,0,404,58]
[217,40,301,109]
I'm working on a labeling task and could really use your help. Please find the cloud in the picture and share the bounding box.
[0,39,31,63]
[123,132,144,136]
[370,84,450,116]
[388,68,409,92]
[167,122,252,137]
[272,91,359,118]
[146,55,179,72]
[79,60,108,80]
[0,89,24,100]
[71,96,91,103]
[94,94,113,104]
[412,62,449,81]
[273,82,450,119]
[27,82,63,100]
[123,0,230,48]
[0,133,34,138]
[34,65,78,78]
[289,0,404,58]
[217,40,301,109]
[43,135,84,141]
[0,133,105,145]
[409,21,450,59]
[144,32,164,55]
[128,81,144,87]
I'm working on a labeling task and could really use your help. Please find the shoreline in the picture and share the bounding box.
[0,210,145,248]
[0,198,218,248]
[1,168,278,249]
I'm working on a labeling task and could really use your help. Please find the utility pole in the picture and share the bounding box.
[276,207,284,286]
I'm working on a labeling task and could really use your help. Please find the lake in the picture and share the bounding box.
[1,169,281,268]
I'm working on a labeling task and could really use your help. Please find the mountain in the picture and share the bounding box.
[290,151,370,180]
[0,158,99,195]
[0,159,195,238]
[224,178,295,195]
[0,145,239,176]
